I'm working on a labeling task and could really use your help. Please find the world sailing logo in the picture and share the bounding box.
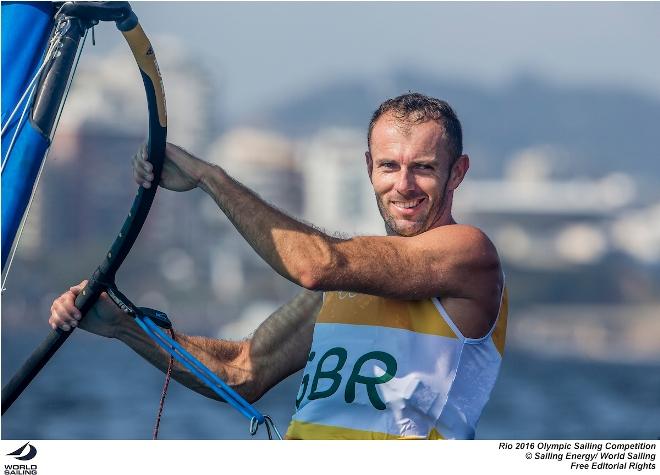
[5,443,36,462]
[4,442,37,475]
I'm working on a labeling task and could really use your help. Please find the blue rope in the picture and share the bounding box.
[135,315,265,425]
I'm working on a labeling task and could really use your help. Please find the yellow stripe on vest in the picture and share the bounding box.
[491,287,508,357]
[286,420,445,440]
[316,292,457,338]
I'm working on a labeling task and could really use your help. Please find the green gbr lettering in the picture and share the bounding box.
[344,351,397,410]
[307,347,348,401]
[295,351,316,409]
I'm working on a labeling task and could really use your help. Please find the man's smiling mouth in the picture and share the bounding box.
[391,198,424,210]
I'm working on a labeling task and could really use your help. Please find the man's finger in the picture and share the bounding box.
[52,300,74,321]
[69,280,88,294]
[66,300,82,320]
[133,166,149,187]
[133,152,152,175]
[50,313,73,331]
[141,145,153,168]
[133,152,155,188]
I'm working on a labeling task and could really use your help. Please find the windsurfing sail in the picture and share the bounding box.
[1,2,58,275]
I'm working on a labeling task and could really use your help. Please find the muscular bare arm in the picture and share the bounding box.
[50,282,322,403]
[135,144,502,337]
[136,144,499,300]
[198,155,499,300]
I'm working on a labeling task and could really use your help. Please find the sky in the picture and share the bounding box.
[85,2,660,120]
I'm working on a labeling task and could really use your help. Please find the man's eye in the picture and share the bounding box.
[415,164,432,170]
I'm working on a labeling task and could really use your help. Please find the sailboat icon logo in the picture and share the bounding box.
[6,442,37,461]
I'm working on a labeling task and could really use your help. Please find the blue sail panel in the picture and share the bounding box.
[2,125,50,268]
[2,1,55,270]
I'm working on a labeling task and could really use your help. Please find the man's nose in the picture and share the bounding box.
[394,167,416,193]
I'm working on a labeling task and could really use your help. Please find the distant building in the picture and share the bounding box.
[301,128,382,236]
[610,202,660,264]
[207,128,303,216]
[204,128,303,302]
[455,146,642,268]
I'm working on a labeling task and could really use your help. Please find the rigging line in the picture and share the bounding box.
[1,27,89,292]
[1,65,42,138]
[136,315,264,423]
[264,415,283,440]
[1,80,34,136]
[152,327,175,440]
[1,82,38,170]
[0,35,60,139]
[0,12,68,165]
[1,6,71,169]
[1,42,57,170]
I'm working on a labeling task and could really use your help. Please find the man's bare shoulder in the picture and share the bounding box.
[423,225,504,338]
[418,224,500,264]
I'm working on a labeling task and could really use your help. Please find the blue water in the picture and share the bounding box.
[2,330,659,439]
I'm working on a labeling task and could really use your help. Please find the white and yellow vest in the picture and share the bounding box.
[286,287,508,439]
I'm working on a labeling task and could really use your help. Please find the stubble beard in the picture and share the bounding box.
[375,184,450,237]
[375,193,429,237]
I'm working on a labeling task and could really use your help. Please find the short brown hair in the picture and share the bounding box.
[368,92,463,161]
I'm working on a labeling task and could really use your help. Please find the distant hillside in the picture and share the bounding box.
[242,71,660,180]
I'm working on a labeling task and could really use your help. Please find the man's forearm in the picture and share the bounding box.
[198,163,335,289]
[248,289,321,394]
[111,289,320,403]
[114,317,253,402]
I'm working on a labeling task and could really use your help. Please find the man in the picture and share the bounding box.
[50,93,507,439]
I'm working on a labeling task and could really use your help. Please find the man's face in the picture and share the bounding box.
[366,113,463,237]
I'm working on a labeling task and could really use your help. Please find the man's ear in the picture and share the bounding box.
[365,151,373,182]
[448,154,470,191]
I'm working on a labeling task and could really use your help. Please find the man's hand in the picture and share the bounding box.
[133,142,208,192]
[49,280,127,338]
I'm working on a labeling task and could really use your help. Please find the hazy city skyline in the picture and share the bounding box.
[84,2,660,120]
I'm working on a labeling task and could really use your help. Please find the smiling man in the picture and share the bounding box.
[50,92,507,439]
